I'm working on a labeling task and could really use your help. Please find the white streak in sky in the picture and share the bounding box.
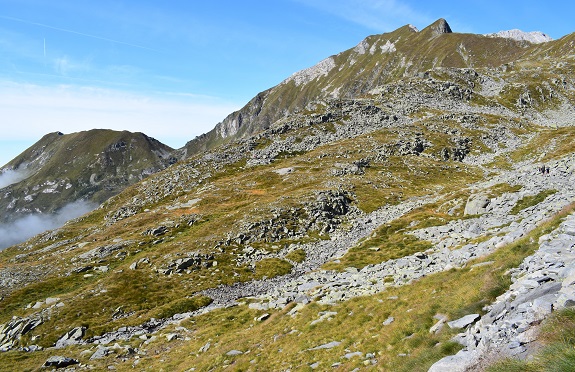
[0,15,160,52]
[294,0,431,31]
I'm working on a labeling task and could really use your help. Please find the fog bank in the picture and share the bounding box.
[0,168,30,189]
[0,200,97,250]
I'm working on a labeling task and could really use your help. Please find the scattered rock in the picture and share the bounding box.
[343,351,363,359]
[447,314,480,329]
[274,167,294,175]
[226,349,243,356]
[464,194,491,215]
[255,313,271,322]
[307,341,341,351]
[43,355,79,368]
[90,345,113,360]
[199,342,211,353]
[55,326,86,348]
[382,317,394,326]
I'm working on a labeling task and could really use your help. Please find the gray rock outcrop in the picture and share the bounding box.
[429,212,575,371]
[464,194,491,215]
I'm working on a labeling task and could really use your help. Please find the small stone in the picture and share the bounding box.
[166,333,179,342]
[429,318,446,334]
[521,279,540,289]
[199,342,211,353]
[90,345,112,360]
[382,317,394,326]
[256,313,271,322]
[344,351,363,359]
[32,301,43,309]
[45,297,60,305]
[308,341,341,351]
[226,350,243,356]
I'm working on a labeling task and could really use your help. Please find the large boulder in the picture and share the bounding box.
[464,194,491,215]
[55,326,86,348]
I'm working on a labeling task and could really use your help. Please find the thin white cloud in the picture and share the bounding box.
[295,0,432,31]
[0,82,241,150]
[53,55,93,76]
[0,15,160,52]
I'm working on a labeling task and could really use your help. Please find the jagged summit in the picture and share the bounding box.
[485,29,553,44]
[423,18,453,37]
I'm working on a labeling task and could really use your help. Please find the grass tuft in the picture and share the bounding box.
[510,189,557,215]
[153,295,213,319]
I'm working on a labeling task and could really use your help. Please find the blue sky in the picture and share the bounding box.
[1,0,574,166]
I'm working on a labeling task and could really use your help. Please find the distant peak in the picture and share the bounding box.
[423,18,453,37]
[485,29,553,44]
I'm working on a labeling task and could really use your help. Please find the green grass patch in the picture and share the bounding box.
[488,183,523,198]
[152,295,213,319]
[323,217,432,271]
[0,273,95,324]
[285,249,306,263]
[510,189,557,215]
[254,258,293,279]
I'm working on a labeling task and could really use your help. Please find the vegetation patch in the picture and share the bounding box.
[285,249,306,263]
[323,217,432,271]
[254,258,293,279]
[152,295,213,319]
[510,189,557,215]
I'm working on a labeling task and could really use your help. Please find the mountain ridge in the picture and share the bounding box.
[182,18,570,158]
[485,29,553,44]
[0,129,175,247]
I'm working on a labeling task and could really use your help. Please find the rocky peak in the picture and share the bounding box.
[424,18,453,37]
[485,29,553,44]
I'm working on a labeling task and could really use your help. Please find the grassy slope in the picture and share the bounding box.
[0,120,572,371]
[2,201,571,371]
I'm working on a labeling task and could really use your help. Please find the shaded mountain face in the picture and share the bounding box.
[0,129,174,247]
[1,19,575,371]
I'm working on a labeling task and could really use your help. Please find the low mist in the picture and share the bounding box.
[0,168,31,189]
[0,200,97,250]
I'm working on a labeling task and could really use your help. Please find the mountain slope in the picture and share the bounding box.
[0,19,575,371]
[182,19,564,158]
[0,129,174,229]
